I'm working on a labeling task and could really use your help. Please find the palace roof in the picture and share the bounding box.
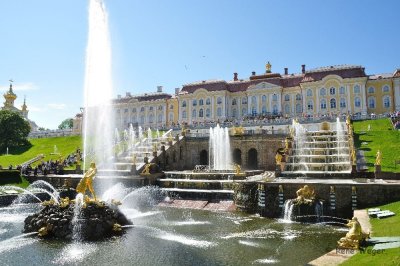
[113,92,172,104]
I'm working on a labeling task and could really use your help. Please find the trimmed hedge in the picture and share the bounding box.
[0,170,22,185]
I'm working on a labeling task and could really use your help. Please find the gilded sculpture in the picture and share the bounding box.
[266,61,272,73]
[76,162,97,201]
[337,217,369,249]
[375,150,382,166]
[295,185,315,203]
[275,152,283,165]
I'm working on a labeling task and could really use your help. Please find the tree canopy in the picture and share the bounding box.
[0,110,31,151]
[58,118,73,129]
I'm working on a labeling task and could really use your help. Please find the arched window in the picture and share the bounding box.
[272,94,278,101]
[251,96,257,104]
[132,115,137,123]
[368,97,375,109]
[182,101,186,107]
[206,108,211,117]
[192,109,197,118]
[296,103,302,113]
[284,94,290,101]
[206,98,211,105]
[242,108,247,116]
[232,98,237,105]
[232,108,237,117]
[199,109,204,117]
[262,106,267,114]
[149,106,153,111]
[330,87,336,95]
[242,97,247,104]
[383,96,390,108]
[182,111,187,119]
[199,99,204,105]
[340,98,346,108]
[273,105,278,114]
[217,97,222,104]
[140,107,145,112]
[132,108,136,113]
[382,85,390,93]
[140,115,145,124]
[169,113,173,121]
[330,98,336,109]
[320,88,326,96]
[320,99,327,109]
[149,114,154,123]
[307,89,313,97]
[355,97,361,108]
[217,107,222,117]
[307,100,313,110]
[284,104,290,113]
[262,95,267,103]
[170,104,174,109]
[158,105,163,110]
[368,87,375,94]
[295,94,302,101]
[251,106,257,115]
[354,85,360,94]
[192,99,197,106]
[340,87,345,94]
[158,114,163,122]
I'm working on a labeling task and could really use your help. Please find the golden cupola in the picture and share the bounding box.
[4,83,17,108]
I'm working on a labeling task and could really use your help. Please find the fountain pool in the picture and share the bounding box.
[0,189,343,266]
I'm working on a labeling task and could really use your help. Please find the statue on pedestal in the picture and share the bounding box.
[375,150,382,166]
[76,162,97,202]
[295,185,315,204]
[337,217,369,249]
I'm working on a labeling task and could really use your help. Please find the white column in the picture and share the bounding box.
[394,79,400,111]
[361,83,367,114]
[346,85,351,113]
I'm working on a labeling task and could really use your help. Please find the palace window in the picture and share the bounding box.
[206,98,211,105]
[217,107,222,117]
[140,107,145,112]
[199,99,204,106]
[217,97,222,104]
[149,106,153,111]
[272,94,278,101]
[158,105,163,110]
[307,100,313,110]
[284,94,290,101]
[199,109,204,117]
[330,87,336,95]
[132,116,137,123]
[307,89,313,97]
[320,99,327,109]
[330,98,336,109]
[182,101,186,107]
[206,108,210,118]
[382,85,390,93]
[252,106,257,115]
[273,105,278,114]
[124,109,128,113]
[170,105,173,109]
[320,88,326,96]
[251,96,257,104]
[368,97,375,109]
[132,108,136,113]
[262,95,267,103]
[169,113,173,121]
[354,97,361,108]
[262,106,267,114]
[353,85,360,94]
[232,108,237,118]
[296,94,302,101]
[368,87,375,94]
[242,108,247,116]
[383,96,390,108]
[296,103,302,114]
[340,98,346,108]
[149,114,154,123]
[182,111,187,119]
[140,116,145,124]
[242,97,248,104]
[192,109,197,118]
[339,87,345,94]
[193,99,197,106]
[232,98,237,105]
[158,114,163,122]
[284,104,290,114]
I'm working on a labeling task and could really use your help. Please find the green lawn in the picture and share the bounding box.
[6,176,30,189]
[341,201,400,265]
[353,118,400,172]
[0,135,82,168]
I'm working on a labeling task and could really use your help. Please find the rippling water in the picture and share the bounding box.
[0,203,343,266]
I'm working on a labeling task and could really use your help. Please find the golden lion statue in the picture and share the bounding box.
[76,162,97,201]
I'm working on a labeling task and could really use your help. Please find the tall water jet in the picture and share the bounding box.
[83,0,114,169]
[209,124,233,170]
[336,117,345,163]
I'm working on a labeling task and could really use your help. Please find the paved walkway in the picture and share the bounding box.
[307,209,372,266]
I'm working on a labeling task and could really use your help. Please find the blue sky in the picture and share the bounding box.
[1,0,399,129]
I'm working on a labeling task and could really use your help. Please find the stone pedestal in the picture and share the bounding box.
[374,165,381,173]
[76,164,81,173]
[275,165,281,177]
[351,165,357,174]
[153,151,157,157]
[131,164,138,175]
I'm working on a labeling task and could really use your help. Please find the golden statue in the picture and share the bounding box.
[141,163,152,175]
[337,217,369,249]
[59,197,70,208]
[351,149,356,165]
[266,61,272,73]
[233,163,244,176]
[275,153,283,165]
[346,115,351,127]
[76,152,81,166]
[285,138,290,152]
[232,126,244,136]
[296,185,315,203]
[76,162,97,201]
[375,150,382,166]
[168,132,174,142]
[330,186,335,194]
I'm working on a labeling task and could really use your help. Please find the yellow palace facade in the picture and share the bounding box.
[104,63,400,130]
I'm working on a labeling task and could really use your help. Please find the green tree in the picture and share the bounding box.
[0,110,31,151]
[58,118,73,129]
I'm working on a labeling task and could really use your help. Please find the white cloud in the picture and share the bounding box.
[28,105,46,112]
[0,82,38,92]
[47,103,67,110]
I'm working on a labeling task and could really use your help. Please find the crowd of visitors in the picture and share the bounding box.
[390,111,400,130]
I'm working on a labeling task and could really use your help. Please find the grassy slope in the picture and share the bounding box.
[0,135,82,167]
[353,118,400,172]
[341,201,400,265]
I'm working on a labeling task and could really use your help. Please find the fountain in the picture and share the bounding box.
[209,124,233,170]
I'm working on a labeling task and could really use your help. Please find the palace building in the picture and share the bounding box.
[2,82,38,131]
[75,63,400,132]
